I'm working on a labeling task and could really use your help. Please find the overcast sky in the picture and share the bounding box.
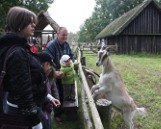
[46,0,96,33]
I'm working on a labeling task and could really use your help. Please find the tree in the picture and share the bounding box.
[0,0,54,31]
[78,0,148,42]
[67,32,79,44]
[78,0,110,42]
[78,25,91,42]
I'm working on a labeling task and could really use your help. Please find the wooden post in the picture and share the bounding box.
[96,99,112,129]
[81,57,86,66]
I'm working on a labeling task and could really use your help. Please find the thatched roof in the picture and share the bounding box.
[96,0,161,39]
[35,11,59,33]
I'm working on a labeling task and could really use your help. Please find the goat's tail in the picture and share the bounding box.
[133,107,147,118]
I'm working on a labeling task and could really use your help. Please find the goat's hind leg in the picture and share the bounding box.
[123,111,134,129]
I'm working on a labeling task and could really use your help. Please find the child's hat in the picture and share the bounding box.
[60,55,70,66]
[38,52,54,65]
[61,55,70,61]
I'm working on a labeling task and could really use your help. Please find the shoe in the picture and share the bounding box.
[54,116,62,122]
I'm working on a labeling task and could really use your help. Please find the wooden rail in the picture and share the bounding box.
[79,44,118,53]
[78,50,104,129]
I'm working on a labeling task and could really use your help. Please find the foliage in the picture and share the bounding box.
[0,0,54,31]
[67,32,79,45]
[84,51,161,129]
[78,0,145,42]
[77,25,91,42]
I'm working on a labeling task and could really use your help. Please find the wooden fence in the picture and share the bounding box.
[78,49,104,129]
[79,44,118,53]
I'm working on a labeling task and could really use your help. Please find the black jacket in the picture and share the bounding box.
[0,33,47,125]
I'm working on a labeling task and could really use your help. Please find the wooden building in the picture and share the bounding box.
[35,10,59,36]
[96,0,161,54]
[34,11,59,51]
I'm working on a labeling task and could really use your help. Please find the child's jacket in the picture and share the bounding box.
[60,62,78,85]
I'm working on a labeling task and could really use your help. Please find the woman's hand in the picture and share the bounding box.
[51,98,61,107]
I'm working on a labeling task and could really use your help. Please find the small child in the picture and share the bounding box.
[38,52,61,129]
[60,55,79,102]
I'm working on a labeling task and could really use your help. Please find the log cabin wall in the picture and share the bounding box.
[106,35,161,54]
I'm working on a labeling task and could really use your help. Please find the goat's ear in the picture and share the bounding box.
[105,47,110,52]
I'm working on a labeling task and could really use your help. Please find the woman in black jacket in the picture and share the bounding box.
[0,6,46,129]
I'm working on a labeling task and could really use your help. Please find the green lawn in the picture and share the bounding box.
[52,51,161,129]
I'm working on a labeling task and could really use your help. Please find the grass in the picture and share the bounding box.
[84,51,161,129]
[52,51,161,129]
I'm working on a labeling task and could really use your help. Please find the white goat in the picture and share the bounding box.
[91,47,147,129]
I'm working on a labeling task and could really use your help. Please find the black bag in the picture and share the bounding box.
[0,45,32,129]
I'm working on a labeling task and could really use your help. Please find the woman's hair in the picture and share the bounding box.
[5,6,37,32]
